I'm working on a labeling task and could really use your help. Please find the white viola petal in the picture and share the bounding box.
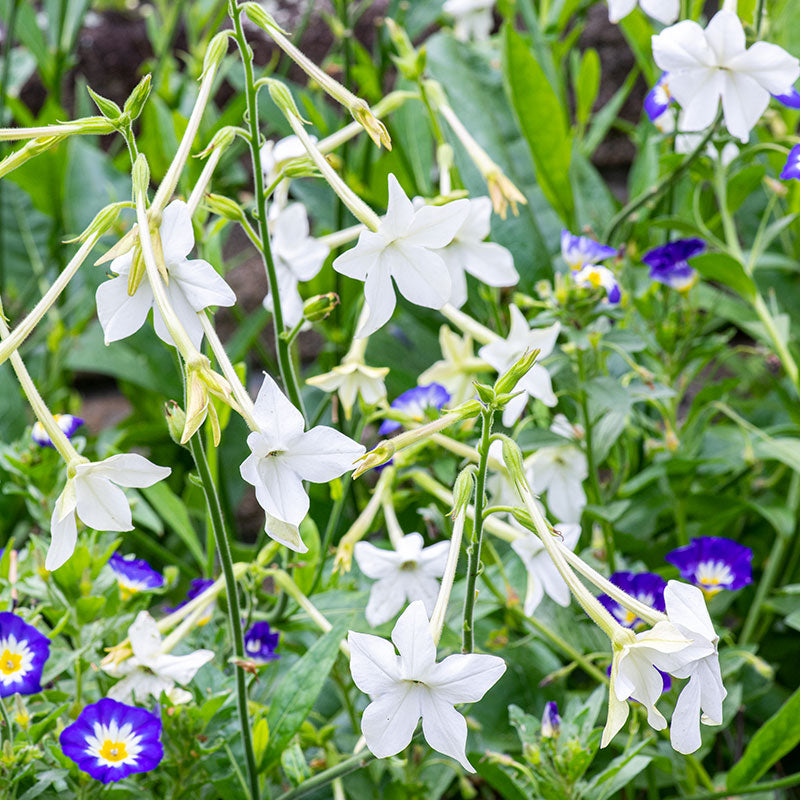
[160,200,195,262]
[427,653,506,704]
[365,578,408,626]
[664,581,716,643]
[727,42,800,94]
[347,630,402,695]
[639,0,678,24]
[333,231,387,281]
[282,426,365,483]
[253,457,309,527]
[354,541,403,579]
[153,649,214,684]
[74,476,132,531]
[670,672,703,754]
[83,453,171,488]
[382,174,416,238]
[360,684,421,758]
[390,601,436,676]
[386,245,452,310]
[720,71,769,142]
[419,692,473,771]
[128,611,164,665]
[606,0,637,23]
[95,276,154,345]
[46,503,78,571]
[251,372,306,441]
[404,199,470,249]
[171,259,236,310]
[359,265,397,337]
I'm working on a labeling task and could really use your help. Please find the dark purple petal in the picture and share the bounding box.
[0,612,50,698]
[773,87,800,109]
[542,701,560,737]
[244,621,281,663]
[108,553,165,592]
[642,239,706,271]
[666,536,752,593]
[780,144,800,180]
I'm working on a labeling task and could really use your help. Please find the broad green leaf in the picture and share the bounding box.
[502,24,574,224]
[260,622,346,769]
[692,253,757,301]
[575,48,600,127]
[141,482,206,570]
[583,742,650,800]
[728,685,800,789]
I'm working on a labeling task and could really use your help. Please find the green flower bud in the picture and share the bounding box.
[243,2,284,33]
[266,78,307,123]
[164,401,187,445]
[473,381,495,405]
[450,465,477,517]
[499,435,527,493]
[123,73,152,120]
[303,292,339,322]
[132,153,150,196]
[87,86,122,120]
[197,125,238,157]
[203,31,234,77]
[204,192,247,223]
[64,201,131,244]
[495,349,540,395]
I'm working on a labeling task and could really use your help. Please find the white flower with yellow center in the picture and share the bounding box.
[0,611,50,697]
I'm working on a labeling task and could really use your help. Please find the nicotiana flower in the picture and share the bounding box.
[333,175,469,336]
[478,305,560,426]
[241,373,366,552]
[169,578,216,625]
[306,359,389,420]
[96,200,235,349]
[60,698,163,784]
[602,621,695,746]
[49,454,171,572]
[561,229,617,271]
[0,612,50,697]
[435,196,518,308]
[107,553,165,596]
[263,202,329,327]
[419,326,487,405]
[354,533,450,626]
[32,413,83,448]
[550,413,584,441]
[607,0,678,25]
[511,524,581,615]
[780,144,800,181]
[665,536,752,596]
[104,611,214,705]
[378,383,451,436]
[244,621,280,664]
[642,238,705,292]
[598,572,666,630]
[572,264,621,304]
[541,701,560,738]
[527,444,588,524]
[644,73,674,121]
[260,134,317,209]
[348,600,506,771]
[661,580,726,754]
[443,0,495,42]
[652,10,800,142]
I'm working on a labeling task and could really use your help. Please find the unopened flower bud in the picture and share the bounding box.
[352,442,395,479]
[244,2,284,33]
[205,192,247,223]
[541,701,560,738]
[132,153,150,196]
[123,73,152,120]
[266,79,307,122]
[450,465,476,517]
[495,349,540,396]
[303,292,339,322]
[499,435,526,493]
[473,381,495,405]
[197,125,238,157]
[385,18,426,81]
[203,30,233,77]
[165,401,187,445]
[64,201,131,244]
[87,86,122,120]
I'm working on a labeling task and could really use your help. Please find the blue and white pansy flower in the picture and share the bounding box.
[642,238,705,292]
[572,264,621,304]
[378,383,451,436]
[644,73,674,122]
[107,553,165,596]
[0,612,50,697]
[666,537,752,597]
[60,698,163,783]
[32,413,84,448]
[169,578,216,625]
[780,144,800,181]
[561,229,617,271]
[244,621,280,664]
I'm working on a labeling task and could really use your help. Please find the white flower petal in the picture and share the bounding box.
[83,453,171,488]
[95,276,154,344]
[365,578,408,626]
[382,174,415,238]
[333,231,387,281]
[639,0,678,24]
[670,672,703,754]
[354,542,403,579]
[664,581,716,643]
[160,200,195,263]
[419,691,473,771]
[390,601,436,677]
[361,684,421,758]
[153,649,214,684]
[282,426,365,483]
[46,502,78,571]
[74,476,132,531]
[348,630,402,695]
[251,373,305,441]
[359,265,397,337]
[606,0,637,23]
[252,456,309,527]
[171,259,236,310]
[404,199,469,249]
[129,611,163,665]
[427,653,506,704]
[386,244,452,310]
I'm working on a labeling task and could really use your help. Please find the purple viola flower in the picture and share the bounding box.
[244,621,280,664]
[378,383,450,435]
[31,413,84,448]
[561,229,617,270]
[598,571,666,630]
[0,612,50,697]
[541,701,560,738]
[572,264,621,304]
[780,144,800,180]
[773,87,800,109]
[168,578,216,625]
[60,698,163,784]
[108,554,165,596]
[642,238,705,291]
[644,73,674,121]
[666,537,752,596]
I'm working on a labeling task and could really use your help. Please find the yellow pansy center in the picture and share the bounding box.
[98,740,128,763]
[0,649,22,675]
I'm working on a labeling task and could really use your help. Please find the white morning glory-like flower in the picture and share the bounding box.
[419,326,487,405]
[602,621,696,747]
[96,200,236,349]
[652,10,800,142]
[527,443,588,524]
[240,373,366,553]
[348,601,506,771]
[104,611,214,705]
[354,533,450,626]
[262,203,329,327]
[511,524,581,615]
[550,413,584,441]
[435,196,518,308]
[607,0,678,25]
[48,455,171,572]
[443,0,495,42]
[478,305,560,427]
[333,175,469,337]
[661,580,726,754]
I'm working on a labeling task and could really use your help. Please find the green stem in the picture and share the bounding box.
[754,0,765,37]
[230,2,306,420]
[0,697,11,743]
[187,434,259,800]
[275,751,376,800]
[672,771,800,800]
[462,407,494,653]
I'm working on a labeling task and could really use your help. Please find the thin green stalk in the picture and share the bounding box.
[230,2,306,420]
[462,407,494,653]
[275,751,377,800]
[671,771,800,800]
[187,434,259,800]
[0,696,11,743]
[754,0,765,37]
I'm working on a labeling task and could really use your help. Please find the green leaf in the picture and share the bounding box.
[140,482,206,570]
[575,48,600,127]
[502,24,574,224]
[260,622,346,769]
[583,742,651,800]
[728,685,800,789]
[692,253,757,301]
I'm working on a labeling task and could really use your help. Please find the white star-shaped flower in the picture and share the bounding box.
[661,580,726,754]
[306,357,389,420]
[435,197,518,308]
[652,10,800,142]
[527,443,588,524]
[607,0,678,25]
[355,533,450,626]
[419,326,488,405]
[348,601,506,771]
[479,306,560,427]
[240,373,366,552]
[96,200,236,349]
[443,0,495,42]
[48,454,171,572]
[333,175,469,337]
[511,524,581,615]
[104,611,214,704]
[260,134,317,210]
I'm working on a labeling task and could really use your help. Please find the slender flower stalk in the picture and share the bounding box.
[440,303,498,346]
[187,147,225,216]
[319,224,364,250]
[0,118,114,140]
[380,496,405,549]
[430,508,466,645]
